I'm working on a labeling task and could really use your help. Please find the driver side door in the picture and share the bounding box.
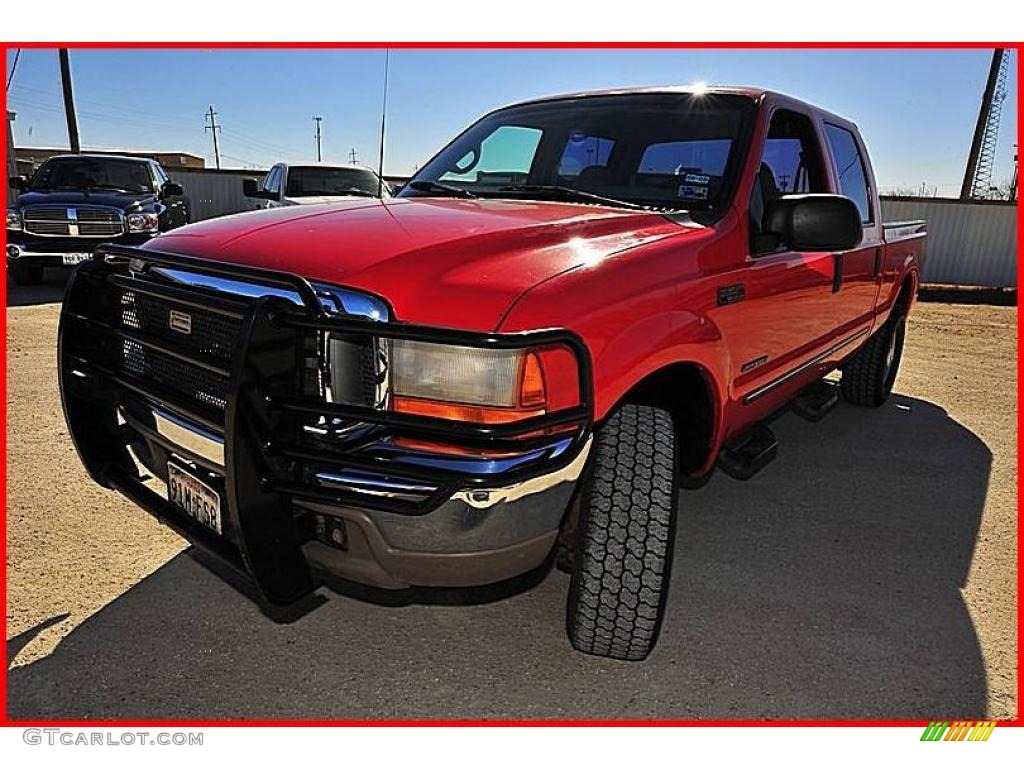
[721,107,839,406]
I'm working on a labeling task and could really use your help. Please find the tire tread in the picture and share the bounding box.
[567,404,677,661]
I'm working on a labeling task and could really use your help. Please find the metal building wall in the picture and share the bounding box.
[880,198,1018,287]
[169,169,263,222]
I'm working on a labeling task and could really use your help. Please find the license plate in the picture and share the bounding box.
[62,253,91,266]
[167,463,223,534]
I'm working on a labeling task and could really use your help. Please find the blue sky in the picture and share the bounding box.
[5,47,1018,195]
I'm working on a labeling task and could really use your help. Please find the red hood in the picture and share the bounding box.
[146,197,693,331]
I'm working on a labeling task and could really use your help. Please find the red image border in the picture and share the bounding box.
[1,39,1021,729]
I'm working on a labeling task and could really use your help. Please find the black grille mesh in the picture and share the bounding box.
[120,290,239,361]
[85,280,378,419]
[114,288,243,413]
[122,339,230,411]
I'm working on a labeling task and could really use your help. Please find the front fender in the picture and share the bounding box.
[587,309,730,425]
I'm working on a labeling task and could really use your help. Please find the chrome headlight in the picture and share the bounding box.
[126,212,159,233]
[6,208,21,231]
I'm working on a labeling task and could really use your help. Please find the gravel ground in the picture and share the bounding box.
[5,279,1018,720]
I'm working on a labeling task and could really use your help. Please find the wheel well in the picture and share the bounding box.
[618,362,715,475]
[895,273,917,314]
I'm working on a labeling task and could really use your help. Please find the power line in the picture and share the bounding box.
[204,105,221,170]
[12,82,308,163]
[220,127,306,160]
[220,152,262,169]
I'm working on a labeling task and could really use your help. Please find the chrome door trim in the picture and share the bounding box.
[742,327,869,404]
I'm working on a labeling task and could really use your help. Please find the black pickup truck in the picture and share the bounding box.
[6,154,190,285]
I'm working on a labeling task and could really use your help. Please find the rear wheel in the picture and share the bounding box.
[9,261,45,286]
[841,312,906,407]
[566,404,678,661]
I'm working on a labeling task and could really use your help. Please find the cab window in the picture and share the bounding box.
[558,133,614,179]
[750,109,828,253]
[439,125,542,188]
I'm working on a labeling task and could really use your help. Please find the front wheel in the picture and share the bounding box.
[566,404,678,661]
[841,312,907,407]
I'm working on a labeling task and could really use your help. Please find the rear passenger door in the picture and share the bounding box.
[822,122,882,335]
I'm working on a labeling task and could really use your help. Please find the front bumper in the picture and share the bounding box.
[59,245,593,603]
[7,232,155,264]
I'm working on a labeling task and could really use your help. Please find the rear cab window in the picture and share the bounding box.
[823,123,873,225]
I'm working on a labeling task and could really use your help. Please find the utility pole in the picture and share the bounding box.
[348,147,358,165]
[313,116,323,162]
[58,49,80,153]
[204,105,221,170]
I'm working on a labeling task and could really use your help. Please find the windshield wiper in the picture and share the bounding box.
[87,184,137,193]
[302,188,378,198]
[497,185,642,210]
[408,180,477,199]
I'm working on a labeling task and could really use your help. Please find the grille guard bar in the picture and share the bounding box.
[58,244,594,605]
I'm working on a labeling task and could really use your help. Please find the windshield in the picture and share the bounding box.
[400,92,756,212]
[285,166,386,197]
[28,157,155,193]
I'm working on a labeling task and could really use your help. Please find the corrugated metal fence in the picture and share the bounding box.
[169,169,1019,288]
[171,168,262,222]
[880,198,1017,288]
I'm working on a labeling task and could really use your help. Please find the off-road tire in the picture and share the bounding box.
[840,312,906,407]
[9,262,44,286]
[566,404,678,661]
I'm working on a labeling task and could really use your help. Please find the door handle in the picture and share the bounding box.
[873,246,883,277]
[832,253,843,293]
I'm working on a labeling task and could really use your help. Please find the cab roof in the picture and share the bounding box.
[43,153,153,163]
[501,85,852,129]
[506,85,770,108]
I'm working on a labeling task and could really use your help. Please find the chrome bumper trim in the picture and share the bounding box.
[153,409,225,466]
[315,470,436,502]
[452,435,592,509]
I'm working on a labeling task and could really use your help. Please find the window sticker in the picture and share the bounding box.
[683,173,710,185]
[678,183,709,200]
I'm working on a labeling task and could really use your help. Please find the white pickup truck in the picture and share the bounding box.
[243,163,391,208]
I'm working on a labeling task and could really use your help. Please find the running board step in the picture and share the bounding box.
[791,380,840,423]
[717,422,778,481]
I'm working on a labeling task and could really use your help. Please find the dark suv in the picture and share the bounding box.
[6,154,191,285]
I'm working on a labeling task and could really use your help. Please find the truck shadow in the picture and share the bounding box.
[5,269,72,307]
[7,394,991,720]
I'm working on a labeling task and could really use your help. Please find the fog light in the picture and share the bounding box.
[314,514,348,550]
[7,244,22,259]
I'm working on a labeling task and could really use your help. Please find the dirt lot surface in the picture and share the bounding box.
[6,278,1018,720]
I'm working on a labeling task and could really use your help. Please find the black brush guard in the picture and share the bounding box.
[58,244,593,605]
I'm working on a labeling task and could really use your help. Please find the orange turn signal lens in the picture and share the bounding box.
[392,395,544,424]
[518,351,546,408]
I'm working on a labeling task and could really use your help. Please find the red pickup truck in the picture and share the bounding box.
[59,86,925,661]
